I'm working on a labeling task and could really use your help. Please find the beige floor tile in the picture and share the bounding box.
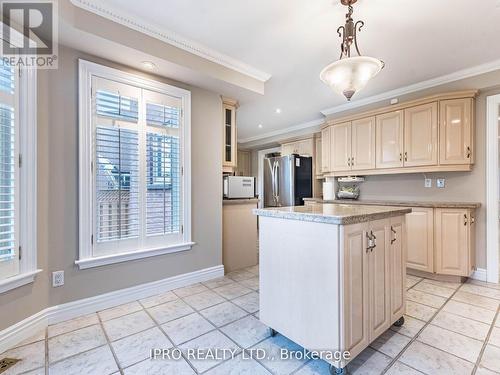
[452,291,500,311]
[13,329,46,348]
[48,324,107,363]
[232,291,259,313]
[467,279,500,290]
[460,283,500,300]
[291,359,330,375]
[442,300,496,324]
[139,291,178,309]
[400,341,474,375]
[390,315,426,338]
[112,327,172,368]
[161,313,214,345]
[488,327,500,348]
[179,331,240,373]
[147,299,194,324]
[19,367,45,375]
[496,317,500,328]
[205,354,270,374]
[173,283,210,298]
[251,335,308,375]
[202,276,235,289]
[123,357,195,375]
[406,277,421,289]
[48,313,99,338]
[423,279,462,290]
[98,301,143,321]
[239,276,259,291]
[1,341,45,375]
[406,300,437,322]
[102,310,154,341]
[49,345,118,375]
[226,269,255,282]
[347,347,392,375]
[413,281,455,298]
[182,290,226,310]
[199,301,247,327]
[370,330,411,358]
[480,345,500,372]
[406,289,447,308]
[430,310,491,341]
[385,361,424,374]
[476,366,499,375]
[213,283,252,300]
[417,324,483,363]
[221,315,269,348]
[246,265,259,275]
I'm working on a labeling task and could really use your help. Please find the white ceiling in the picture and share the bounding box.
[79,0,500,142]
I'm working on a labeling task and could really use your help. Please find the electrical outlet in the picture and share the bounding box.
[436,178,445,188]
[424,178,432,188]
[52,271,64,287]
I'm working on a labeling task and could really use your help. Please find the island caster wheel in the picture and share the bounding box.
[329,364,347,375]
[393,316,405,327]
[269,328,277,337]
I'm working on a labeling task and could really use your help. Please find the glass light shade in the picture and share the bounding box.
[320,56,384,100]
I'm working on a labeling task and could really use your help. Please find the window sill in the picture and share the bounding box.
[0,269,43,294]
[75,242,195,270]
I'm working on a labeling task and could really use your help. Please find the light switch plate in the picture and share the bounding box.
[424,178,432,188]
[436,178,445,188]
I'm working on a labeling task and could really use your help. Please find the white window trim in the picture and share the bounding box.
[77,59,193,269]
[0,66,40,294]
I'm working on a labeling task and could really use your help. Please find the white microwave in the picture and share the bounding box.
[223,176,255,199]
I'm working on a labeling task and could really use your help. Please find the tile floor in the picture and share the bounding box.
[2,267,500,375]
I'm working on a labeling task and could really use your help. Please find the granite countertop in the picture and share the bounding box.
[303,198,481,209]
[223,198,260,205]
[254,203,411,225]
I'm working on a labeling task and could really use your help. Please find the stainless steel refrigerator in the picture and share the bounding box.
[263,155,313,207]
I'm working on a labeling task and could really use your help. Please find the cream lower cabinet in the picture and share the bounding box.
[435,208,475,276]
[406,208,434,273]
[406,207,475,277]
[343,218,405,359]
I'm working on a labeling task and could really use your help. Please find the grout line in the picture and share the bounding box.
[97,313,124,375]
[44,326,48,375]
[380,278,466,374]
[472,306,500,374]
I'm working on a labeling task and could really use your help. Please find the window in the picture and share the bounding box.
[77,60,192,269]
[0,60,38,293]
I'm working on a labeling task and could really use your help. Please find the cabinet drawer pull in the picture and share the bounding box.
[404,152,408,162]
[464,214,468,226]
[390,226,397,244]
[347,157,351,167]
[466,146,471,159]
[351,156,354,166]
[399,153,402,162]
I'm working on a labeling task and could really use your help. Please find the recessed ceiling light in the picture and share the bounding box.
[275,108,282,114]
[258,124,263,128]
[141,61,156,70]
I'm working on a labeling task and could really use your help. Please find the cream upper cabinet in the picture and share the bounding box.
[406,208,434,273]
[403,103,438,167]
[315,136,322,177]
[435,208,473,277]
[351,117,376,170]
[297,139,314,156]
[321,127,331,173]
[389,216,405,322]
[281,143,295,156]
[368,219,390,340]
[376,111,404,169]
[222,98,238,168]
[439,98,473,165]
[331,122,352,171]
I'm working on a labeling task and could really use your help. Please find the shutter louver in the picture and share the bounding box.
[96,90,138,121]
[0,61,14,94]
[95,126,140,242]
[0,104,15,261]
[146,102,180,128]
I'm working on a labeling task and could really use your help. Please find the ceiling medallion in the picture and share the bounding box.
[320,0,384,101]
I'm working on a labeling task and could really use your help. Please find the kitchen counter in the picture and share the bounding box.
[303,198,481,209]
[254,203,411,225]
[223,198,259,205]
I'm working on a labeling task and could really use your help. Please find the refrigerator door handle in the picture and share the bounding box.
[271,161,278,205]
[275,161,280,205]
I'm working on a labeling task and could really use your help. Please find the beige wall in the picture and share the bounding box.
[0,46,223,330]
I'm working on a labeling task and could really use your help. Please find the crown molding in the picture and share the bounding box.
[69,0,272,83]
[238,118,324,144]
[321,58,500,116]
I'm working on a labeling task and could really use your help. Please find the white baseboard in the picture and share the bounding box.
[470,267,487,281]
[0,265,224,353]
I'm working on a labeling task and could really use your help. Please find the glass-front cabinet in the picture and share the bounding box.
[222,97,238,169]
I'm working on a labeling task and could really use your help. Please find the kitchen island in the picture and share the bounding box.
[254,203,411,374]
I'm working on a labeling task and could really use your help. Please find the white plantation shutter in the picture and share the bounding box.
[90,77,184,258]
[0,60,19,280]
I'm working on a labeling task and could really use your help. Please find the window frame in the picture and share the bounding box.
[77,59,192,270]
[0,65,40,294]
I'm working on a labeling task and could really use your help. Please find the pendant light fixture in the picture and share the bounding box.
[320,0,384,101]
